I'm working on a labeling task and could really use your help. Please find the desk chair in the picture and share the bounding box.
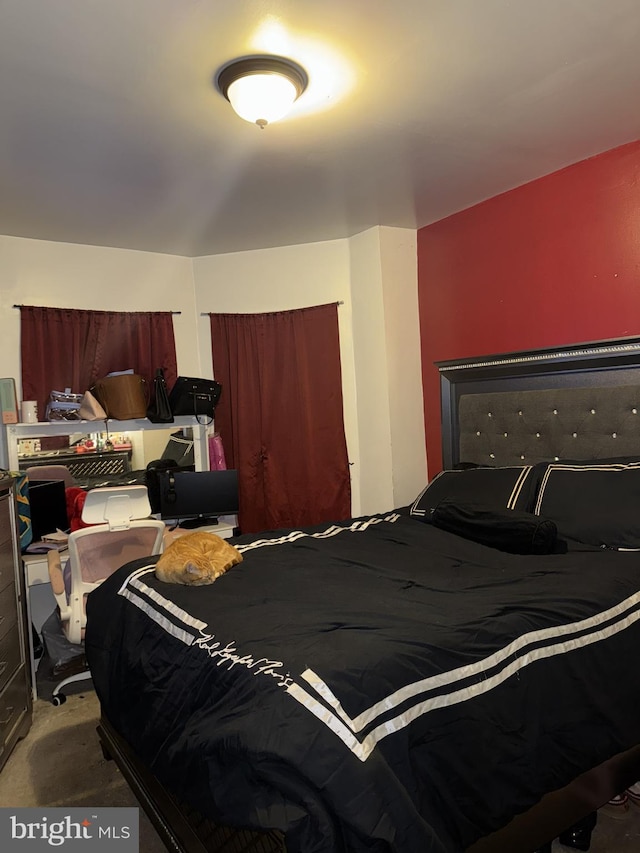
[26,464,75,488]
[46,485,164,705]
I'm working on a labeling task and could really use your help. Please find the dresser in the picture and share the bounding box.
[0,476,32,772]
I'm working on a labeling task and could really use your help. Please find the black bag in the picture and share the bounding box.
[146,368,174,424]
[428,499,563,555]
[168,376,222,420]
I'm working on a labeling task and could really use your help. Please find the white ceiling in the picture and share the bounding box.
[1,0,639,258]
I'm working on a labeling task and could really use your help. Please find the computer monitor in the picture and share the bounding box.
[158,469,239,528]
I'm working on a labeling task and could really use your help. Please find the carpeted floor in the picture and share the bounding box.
[1,686,640,853]
[0,690,166,852]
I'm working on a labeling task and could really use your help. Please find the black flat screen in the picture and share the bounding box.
[158,469,239,527]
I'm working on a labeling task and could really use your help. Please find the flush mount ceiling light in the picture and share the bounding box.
[216,55,308,128]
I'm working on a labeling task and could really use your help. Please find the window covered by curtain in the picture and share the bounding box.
[20,306,178,420]
[209,303,351,534]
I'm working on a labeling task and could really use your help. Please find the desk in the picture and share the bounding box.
[163,520,237,541]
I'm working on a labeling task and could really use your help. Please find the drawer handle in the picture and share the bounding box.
[0,706,14,725]
[0,661,7,677]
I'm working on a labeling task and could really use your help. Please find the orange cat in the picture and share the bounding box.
[155,531,243,585]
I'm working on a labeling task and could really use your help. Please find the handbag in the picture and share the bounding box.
[92,373,148,420]
[146,368,174,424]
[45,388,83,421]
[168,376,222,420]
[78,390,107,421]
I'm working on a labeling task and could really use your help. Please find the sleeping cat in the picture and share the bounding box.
[155,530,243,585]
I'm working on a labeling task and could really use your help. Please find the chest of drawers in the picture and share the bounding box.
[0,476,32,772]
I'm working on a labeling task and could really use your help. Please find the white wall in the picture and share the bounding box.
[0,235,198,399]
[379,227,428,505]
[0,229,426,516]
[348,227,427,513]
[348,229,394,514]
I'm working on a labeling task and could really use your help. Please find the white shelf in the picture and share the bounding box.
[7,415,198,437]
[2,416,210,472]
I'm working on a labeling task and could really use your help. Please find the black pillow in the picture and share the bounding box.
[533,460,640,549]
[410,465,540,520]
[428,500,561,555]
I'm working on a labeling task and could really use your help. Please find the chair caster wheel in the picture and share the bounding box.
[51,693,66,706]
[558,811,597,851]
[557,830,591,851]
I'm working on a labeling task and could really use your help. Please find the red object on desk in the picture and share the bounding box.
[66,487,92,531]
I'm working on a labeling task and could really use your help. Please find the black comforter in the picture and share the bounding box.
[85,512,640,853]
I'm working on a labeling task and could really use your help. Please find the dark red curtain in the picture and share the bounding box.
[20,306,178,420]
[210,304,351,534]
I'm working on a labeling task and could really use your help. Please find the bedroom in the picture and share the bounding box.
[1,2,640,852]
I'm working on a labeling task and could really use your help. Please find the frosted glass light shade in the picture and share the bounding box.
[216,56,308,128]
[227,73,298,126]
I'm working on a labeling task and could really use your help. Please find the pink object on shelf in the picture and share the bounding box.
[208,433,227,470]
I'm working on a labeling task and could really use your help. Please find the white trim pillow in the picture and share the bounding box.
[410,466,539,520]
[534,460,640,548]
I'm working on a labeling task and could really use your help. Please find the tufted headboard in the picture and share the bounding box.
[438,336,640,469]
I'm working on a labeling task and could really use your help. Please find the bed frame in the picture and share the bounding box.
[97,335,640,853]
[97,715,285,853]
[439,334,640,469]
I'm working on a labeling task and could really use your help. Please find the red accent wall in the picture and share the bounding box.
[417,139,640,475]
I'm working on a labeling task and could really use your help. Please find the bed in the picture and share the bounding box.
[85,336,640,853]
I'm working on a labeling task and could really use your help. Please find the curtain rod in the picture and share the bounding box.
[200,301,344,316]
[13,305,182,314]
